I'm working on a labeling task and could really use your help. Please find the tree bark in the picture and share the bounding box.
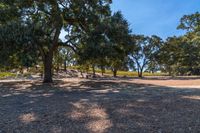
[43,53,53,83]
[137,68,143,78]
[138,71,143,78]
[137,68,140,78]
[64,60,67,72]
[113,69,117,77]
[92,65,96,77]
[101,66,104,76]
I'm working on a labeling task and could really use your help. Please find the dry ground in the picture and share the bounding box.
[0,77,200,133]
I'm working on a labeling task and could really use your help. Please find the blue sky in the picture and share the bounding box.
[111,0,200,39]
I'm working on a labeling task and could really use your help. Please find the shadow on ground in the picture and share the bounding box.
[0,78,200,133]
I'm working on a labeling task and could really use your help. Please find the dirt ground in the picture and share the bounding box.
[0,77,200,133]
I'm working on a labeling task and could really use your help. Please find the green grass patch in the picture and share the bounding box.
[102,70,167,77]
[67,66,167,77]
[0,72,16,79]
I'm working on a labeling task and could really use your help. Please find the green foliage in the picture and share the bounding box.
[0,5,38,69]
[76,11,131,76]
[129,35,162,77]
[158,35,200,76]
[178,12,200,32]
[106,11,132,74]
[157,12,200,76]
[0,1,20,25]
[0,0,112,82]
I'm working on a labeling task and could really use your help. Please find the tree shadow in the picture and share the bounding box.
[0,79,200,133]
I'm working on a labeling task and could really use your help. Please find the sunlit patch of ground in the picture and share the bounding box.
[182,95,200,100]
[19,113,38,124]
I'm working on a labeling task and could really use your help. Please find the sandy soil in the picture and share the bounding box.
[0,77,200,133]
[131,78,200,87]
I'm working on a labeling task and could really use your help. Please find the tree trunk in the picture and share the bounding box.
[43,53,53,83]
[152,70,154,74]
[20,67,23,74]
[113,69,117,77]
[138,71,143,78]
[56,63,59,74]
[92,65,96,77]
[64,61,67,72]
[39,24,61,83]
[101,66,104,76]
[137,68,143,78]
[137,68,140,78]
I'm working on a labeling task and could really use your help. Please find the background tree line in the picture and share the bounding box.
[0,1,200,82]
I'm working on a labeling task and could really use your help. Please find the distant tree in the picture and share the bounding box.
[157,34,200,76]
[61,47,75,72]
[129,35,162,77]
[174,12,200,75]
[157,36,182,75]
[76,11,131,77]
[76,21,110,77]
[106,11,132,77]
[146,35,163,73]
[178,12,200,32]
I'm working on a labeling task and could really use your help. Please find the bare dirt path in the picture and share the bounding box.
[131,78,200,88]
[0,77,200,133]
